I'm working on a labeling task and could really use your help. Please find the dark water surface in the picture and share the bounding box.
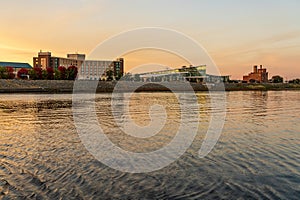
[0,91,299,199]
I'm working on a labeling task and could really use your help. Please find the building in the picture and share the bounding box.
[131,65,230,83]
[0,61,32,73]
[67,53,85,61]
[206,74,230,83]
[33,51,124,80]
[243,65,268,83]
[33,51,84,70]
[80,60,113,80]
[136,65,206,82]
[79,58,123,80]
[112,58,124,78]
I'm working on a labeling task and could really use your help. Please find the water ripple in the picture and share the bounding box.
[0,91,299,199]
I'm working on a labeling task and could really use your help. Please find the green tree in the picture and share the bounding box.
[54,69,61,80]
[28,67,43,80]
[66,66,78,80]
[28,69,37,79]
[106,69,113,81]
[115,72,123,80]
[289,79,300,84]
[42,70,48,80]
[0,67,15,79]
[0,67,8,79]
[271,75,283,83]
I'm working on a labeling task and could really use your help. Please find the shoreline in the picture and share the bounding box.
[1,80,300,94]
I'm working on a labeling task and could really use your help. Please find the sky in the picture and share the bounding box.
[0,0,300,79]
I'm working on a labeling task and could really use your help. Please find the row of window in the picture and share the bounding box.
[79,65,110,75]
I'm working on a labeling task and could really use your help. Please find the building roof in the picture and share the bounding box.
[0,61,32,69]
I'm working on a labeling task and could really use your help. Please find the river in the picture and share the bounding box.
[0,91,299,199]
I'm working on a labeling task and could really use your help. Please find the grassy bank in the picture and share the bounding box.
[224,83,300,91]
[0,79,300,93]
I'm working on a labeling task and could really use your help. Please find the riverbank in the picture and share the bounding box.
[1,79,300,93]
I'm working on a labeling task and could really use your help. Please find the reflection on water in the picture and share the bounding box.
[0,92,299,199]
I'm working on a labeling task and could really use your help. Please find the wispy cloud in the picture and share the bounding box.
[212,30,300,59]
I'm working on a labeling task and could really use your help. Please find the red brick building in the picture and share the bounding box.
[243,65,268,83]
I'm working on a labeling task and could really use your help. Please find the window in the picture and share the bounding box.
[86,66,89,75]
[41,58,47,69]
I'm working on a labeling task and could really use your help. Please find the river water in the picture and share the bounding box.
[0,91,299,199]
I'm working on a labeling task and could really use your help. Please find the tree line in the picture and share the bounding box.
[0,66,78,80]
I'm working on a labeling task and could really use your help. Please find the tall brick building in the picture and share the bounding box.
[243,65,268,83]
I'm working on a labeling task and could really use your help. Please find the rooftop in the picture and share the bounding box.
[0,61,33,69]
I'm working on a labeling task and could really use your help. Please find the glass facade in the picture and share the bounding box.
[134,65,230,83]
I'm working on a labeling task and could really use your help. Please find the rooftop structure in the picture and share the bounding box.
[67,53,86,61]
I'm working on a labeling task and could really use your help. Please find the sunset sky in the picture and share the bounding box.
[0,0,299,79]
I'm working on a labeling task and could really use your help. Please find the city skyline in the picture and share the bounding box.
[0,0,300,79]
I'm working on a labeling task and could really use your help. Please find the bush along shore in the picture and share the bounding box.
[1,79,300,93]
